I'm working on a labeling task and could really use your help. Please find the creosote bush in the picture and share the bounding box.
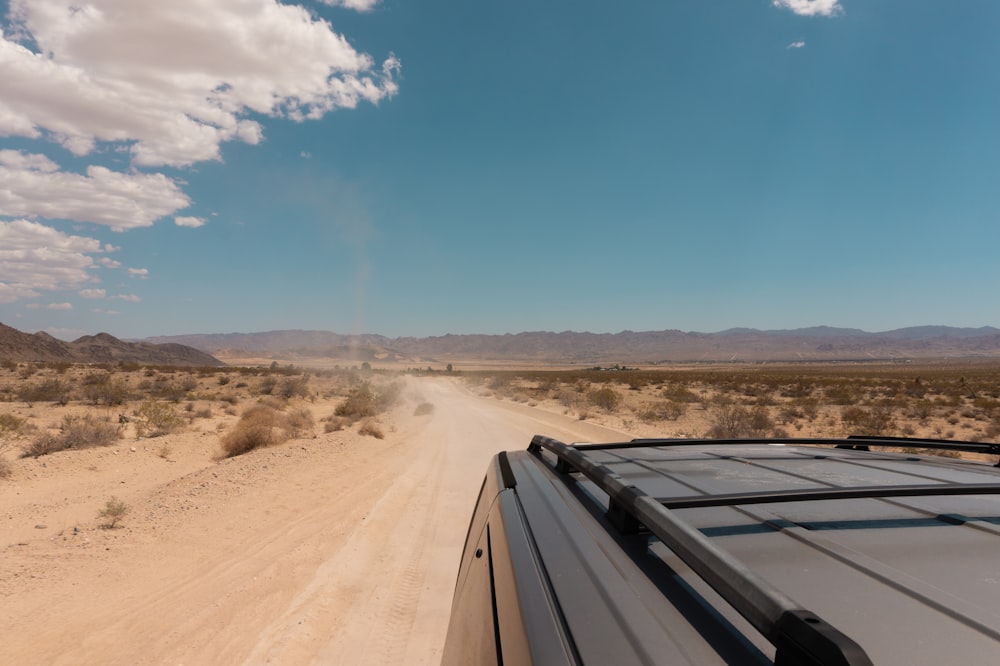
[21,413,119,457]
[334,381,400,421]
[135,400,184,438]
[586,386,621,412]
[707,404,775,439]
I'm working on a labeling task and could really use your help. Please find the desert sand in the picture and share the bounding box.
[1,376,624,664]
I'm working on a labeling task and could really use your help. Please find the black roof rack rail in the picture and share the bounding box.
[528,434,874,666]
[653,483,1000,510]
[572,435,1000,467]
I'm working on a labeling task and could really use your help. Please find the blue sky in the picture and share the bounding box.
[1,0,999,339]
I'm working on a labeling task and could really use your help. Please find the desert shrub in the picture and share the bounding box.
[376,381,402,410]
[358,420,384,439]
[146,379,186,402]
[487,375,512,393]
[556,389,578,409]
[82,374,130,405]
[98,496,131,528]
[324,416,346,432]
[0,442,12,479]
[780,397,817,421]
[662,383,701,403]
[335,383,379,419]
[134,400,184,437]
[21,433,63,458]
[414,402,434,416]
[707,405,774,439]
[220,404,287,457]
[907,399,935,420]
[217,375,231,386]
[257,375,279,396]
[0,413,28,436]
[1,359,17,371]
[825,386,859,406]
[637,400,686,422]
[21,413,119,457]
[587,387,621,412]
[841,404,895,436]
[286,408,315,436]
[18,378,72,405]
[277,376,311,400]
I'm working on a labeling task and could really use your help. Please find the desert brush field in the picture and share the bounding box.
[2,359,1000,663]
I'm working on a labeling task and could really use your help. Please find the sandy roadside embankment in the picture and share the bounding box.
[1,376,623,665]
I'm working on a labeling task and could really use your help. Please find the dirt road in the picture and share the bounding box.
[1,377,624,664]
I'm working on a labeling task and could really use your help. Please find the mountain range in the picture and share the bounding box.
[142,326,1000,364]
[0,323,223,366]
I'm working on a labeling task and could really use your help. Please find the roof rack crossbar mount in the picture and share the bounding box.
[528,435,874,666]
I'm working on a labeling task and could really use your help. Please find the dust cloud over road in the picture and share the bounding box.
[1,377,623,665]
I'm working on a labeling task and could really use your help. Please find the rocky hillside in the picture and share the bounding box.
[0,323,224,366]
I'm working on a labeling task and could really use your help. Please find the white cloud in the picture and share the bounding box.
[116,293,141,302]
[26,301,72,310]
[79,288,106,299]
[320,0,382,11]
[127,268,149,278]
[788,41,806,49]
[1,0,400,168]
[91,308,120,315]
[175,215,206,228]
[772,0,843,16]
[0,283,39,303]
[0,149,59,172]
[0,152,190,230]
[0,218,107,302]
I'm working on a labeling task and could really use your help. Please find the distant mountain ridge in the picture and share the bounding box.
[0,323,223,366]
[143,326,1000,364]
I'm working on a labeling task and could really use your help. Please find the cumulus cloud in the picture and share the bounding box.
[772,0,842,16]
[0,151,190,230]
[175,215,206,228]
[116,293,141,302]
[788,41,806,49]
[127,268,149,278]
[79,288,106,299]
[1,0,400,168]
[0,218,107,302]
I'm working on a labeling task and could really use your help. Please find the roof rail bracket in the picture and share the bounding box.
[772,609,873,666]
[607,498,644,534]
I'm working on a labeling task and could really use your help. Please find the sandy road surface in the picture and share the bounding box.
[1,377,623,664]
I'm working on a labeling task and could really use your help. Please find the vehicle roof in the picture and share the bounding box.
[509,437,1000,665]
